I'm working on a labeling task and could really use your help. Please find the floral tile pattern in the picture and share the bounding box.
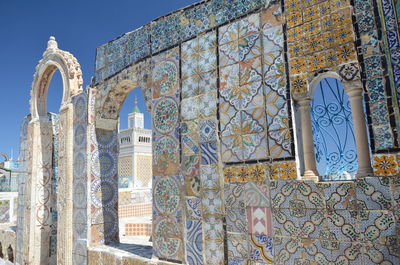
[372,154,399,176]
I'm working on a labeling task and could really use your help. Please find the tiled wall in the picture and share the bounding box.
[10,0,400,265]
[72,92,88,264]
[94,0,272,81]
[90,0,400,264]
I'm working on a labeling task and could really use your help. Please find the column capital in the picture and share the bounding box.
[297,97,312,108]
[343,80,363,96]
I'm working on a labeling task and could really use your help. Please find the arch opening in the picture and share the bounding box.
[310,77,358,180]
[117,88,153,249]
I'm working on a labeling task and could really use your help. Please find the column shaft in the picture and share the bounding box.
[298,98,319,181]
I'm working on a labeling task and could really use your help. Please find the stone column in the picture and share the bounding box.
[345,84,373,177]
[297,98,319,181]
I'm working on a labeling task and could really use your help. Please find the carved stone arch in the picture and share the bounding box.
[94,59,153,128]
[308,71,342,99]
[30,37,83,119]
[19,37,84,265]
[101,79,138,119]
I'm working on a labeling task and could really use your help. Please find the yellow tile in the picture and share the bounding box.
[289,58,307,75]
[302,20,322,37]
[330,0,351,10]
[288,40,304,58]
[307,52,327,72]
[285,0,302,11]
[322,31,335,48]
[321,15,333,31]
[290,74,308,94]
[336,42,357,64]
[306,35,324,54]
[287,11,303,28]
[303,4,321,22]
[332,7,352,28]
[333,27,354,46]
[325,49,338,67]
[319,1,331,16]
[287,26,303,42]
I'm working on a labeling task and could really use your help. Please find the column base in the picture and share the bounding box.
[302,170,319,181]
[355,167,374,178]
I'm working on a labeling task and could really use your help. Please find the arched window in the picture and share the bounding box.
[310,78,357,180]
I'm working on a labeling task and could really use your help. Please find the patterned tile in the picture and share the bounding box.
[269,161,297,180]
[372,154,399,176]
[224,164,267,183]
[199,119,217,144]
[205,240,224,265]
[224,183,246,210]
[227,208,248,233]
[358,211,396,243]
[186,196,202,220]
[245,181,270,207]
[200,164,219,189]
[249,234,274,263]
[200,142,218,165]
[227,232,249,259]
[246,206,273,236]
[201,189,223,215]
[373,124,395,150]
[356,177,392,210]
[204,215,224,241]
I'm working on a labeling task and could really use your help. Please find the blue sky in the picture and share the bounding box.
[0,0,198,160]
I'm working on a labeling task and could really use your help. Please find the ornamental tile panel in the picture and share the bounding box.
[372,154,399,176]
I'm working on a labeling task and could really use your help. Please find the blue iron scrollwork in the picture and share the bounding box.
[311,78,358,180]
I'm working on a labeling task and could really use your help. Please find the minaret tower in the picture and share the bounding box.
[128,96,144,129]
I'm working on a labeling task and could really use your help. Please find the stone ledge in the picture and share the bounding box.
[88,245,179,265]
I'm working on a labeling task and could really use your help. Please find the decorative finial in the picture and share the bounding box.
[47,36,58,49]
[132,96,141,113]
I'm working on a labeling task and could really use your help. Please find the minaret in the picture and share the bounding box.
[128,96,144,129]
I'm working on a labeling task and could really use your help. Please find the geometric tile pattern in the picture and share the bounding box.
[180,31,224,265]
[94,0,272,81]
[219,10,293,163]
[270,177,399,265]
[219,13,267,163]
[263,5,293,159]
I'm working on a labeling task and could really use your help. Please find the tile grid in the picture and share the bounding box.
[72,92,88,265]
[270,177,399,264]
[151,48,185,262]
[353,0,398,151]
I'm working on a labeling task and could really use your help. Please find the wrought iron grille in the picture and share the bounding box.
[311,78,358,180]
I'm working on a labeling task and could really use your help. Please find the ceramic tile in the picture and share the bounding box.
[227,232,249,258]
[372,154,399,176]
[224,183,246,210]
[249,234,274,263]
[227,208,248,233]
[186,196,202,220]
[247,206,273,236]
